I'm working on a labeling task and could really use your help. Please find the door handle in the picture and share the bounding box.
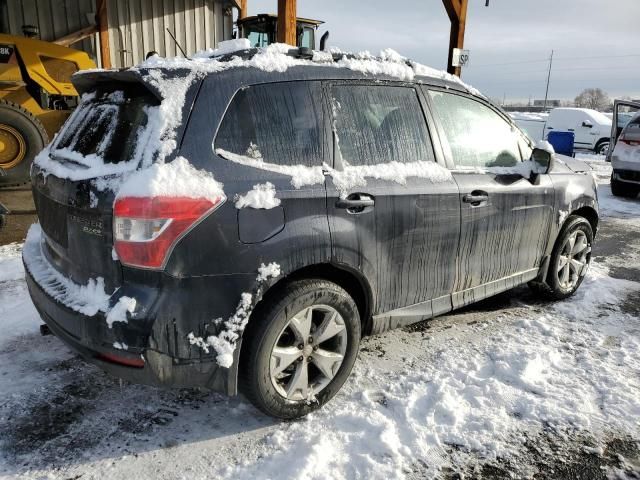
[335,194,375,212]
[463,191,489,206]
[568,128,575,131]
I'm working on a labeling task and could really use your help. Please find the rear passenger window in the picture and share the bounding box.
[428,91,521,168]
[331,85,435,166]
[216,81,323,167]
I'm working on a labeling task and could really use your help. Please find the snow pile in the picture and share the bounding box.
[23,224,110,316]
[257,262,281,282]
[22,224,141,328]
[191,38,252,59]
[189,262,281,367]
[116,156,225,201]
[329,161,453,196]
[222,263,640,480]
[105,296,136,328]
[216,149,325,189]
[140,43,479,95]
[235,182,281,209]
[188,292,253,368]
[217,149,453,196]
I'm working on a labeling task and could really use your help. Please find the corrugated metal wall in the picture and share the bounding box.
[2,0,235,68]
[107,0,234,68]
[3,0,98,60]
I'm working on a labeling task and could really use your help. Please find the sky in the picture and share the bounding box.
[244,0,640,104]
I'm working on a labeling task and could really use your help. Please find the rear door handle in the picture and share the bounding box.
[336,194,375,213]
[463,191,489,206]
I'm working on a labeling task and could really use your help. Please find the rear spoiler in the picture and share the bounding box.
[71,67,194,102]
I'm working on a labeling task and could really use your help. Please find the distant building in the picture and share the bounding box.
[533,99,561,107]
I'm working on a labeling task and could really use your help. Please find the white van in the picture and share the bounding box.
[513,108,612,155]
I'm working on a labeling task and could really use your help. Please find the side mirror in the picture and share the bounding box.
[582,121,593,128]
[531,141,555,174]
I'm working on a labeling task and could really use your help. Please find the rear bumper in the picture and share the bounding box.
[22,225,247,395]
[25,267,239,393]
[612,168,640,185]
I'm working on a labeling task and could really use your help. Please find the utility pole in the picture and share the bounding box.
[442,0,468,77]
[543,49,554,110]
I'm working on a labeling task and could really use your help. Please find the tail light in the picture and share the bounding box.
[113,196,225,269]
[620,133,640,147]
[97,352,145,368]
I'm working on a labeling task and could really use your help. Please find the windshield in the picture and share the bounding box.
[52,86,159,166]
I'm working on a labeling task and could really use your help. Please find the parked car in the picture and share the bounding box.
[23,46,599,419]
[514,107,612,155]
[609,103,640,198]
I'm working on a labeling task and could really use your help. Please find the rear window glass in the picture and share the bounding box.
[52,86,159,165]
[215,81,323,167]
[330,84,435,166]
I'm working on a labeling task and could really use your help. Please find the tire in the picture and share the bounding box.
[611,174,639,198]
[529,215,593,300]
[240,279,361,419]
[595,139,609,156]
[0,99,48,187]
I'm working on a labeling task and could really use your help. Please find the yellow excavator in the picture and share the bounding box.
[0,32,96,186]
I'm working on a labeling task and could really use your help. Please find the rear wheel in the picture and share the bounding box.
[611,174,640,198]
[240,279,361,419]
[529,215,593,300]
[0,100,48,187]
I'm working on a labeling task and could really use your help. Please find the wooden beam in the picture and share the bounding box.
[96,0,111,69]
[277,0,296,46]
[442,0,468,77]
[53,24,97,47]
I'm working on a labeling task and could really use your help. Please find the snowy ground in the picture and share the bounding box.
[1,157,639,479]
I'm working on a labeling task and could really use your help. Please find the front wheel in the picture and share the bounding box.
[240,279,361,419]
[530,215,593,300]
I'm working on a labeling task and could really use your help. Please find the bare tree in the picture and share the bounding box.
[574,88,611,111]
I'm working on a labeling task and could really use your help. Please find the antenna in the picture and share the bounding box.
[166,28,187,57]
[543,49,554,110]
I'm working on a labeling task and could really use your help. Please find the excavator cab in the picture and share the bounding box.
[237,14,324,49]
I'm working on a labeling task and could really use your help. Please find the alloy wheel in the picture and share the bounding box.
[270,305,348,401]
[0,124,26,169]
[556,229,591,291]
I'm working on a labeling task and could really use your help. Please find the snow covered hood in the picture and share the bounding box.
[554,155,592,173]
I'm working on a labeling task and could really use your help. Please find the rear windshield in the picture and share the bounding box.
[52,86,159,165]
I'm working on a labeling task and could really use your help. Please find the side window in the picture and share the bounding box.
[331,84,436,166]
[215,81,323,167]
[518,134,533,161]
[428,91,521,168]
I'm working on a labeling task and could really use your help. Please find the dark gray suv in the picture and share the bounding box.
[23,47,598,419]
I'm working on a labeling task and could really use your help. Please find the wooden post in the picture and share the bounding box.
[96,0,111,68]
[237,0,248,20]
[442,0,468,77]
[277,0,296,46]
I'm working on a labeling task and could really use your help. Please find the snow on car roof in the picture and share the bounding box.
[78,39,480,95]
